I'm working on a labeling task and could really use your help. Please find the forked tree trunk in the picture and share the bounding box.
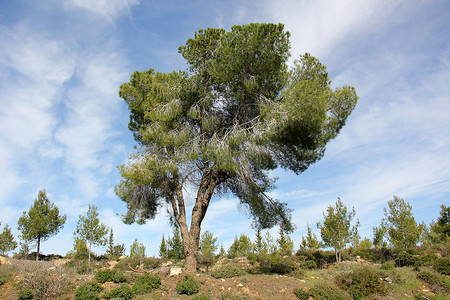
[171,168,218,273]
[178,217,201,273]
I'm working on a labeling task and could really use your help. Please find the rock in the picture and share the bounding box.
[0,256,11,265]
[169,267,183,276]
[107,261,118,270]
[101,282,120,292]
[237,283,244,288]
[161,261,173,267]
[53,259,70,266]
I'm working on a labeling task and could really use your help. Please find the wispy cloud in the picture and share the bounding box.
[264,0,404,59]
[62,0,140,22]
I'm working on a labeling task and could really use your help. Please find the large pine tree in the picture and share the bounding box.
[116,23,358,271]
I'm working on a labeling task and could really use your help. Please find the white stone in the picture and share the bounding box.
[169,266,183,276]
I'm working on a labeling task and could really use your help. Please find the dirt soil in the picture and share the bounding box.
[157,272,307,299]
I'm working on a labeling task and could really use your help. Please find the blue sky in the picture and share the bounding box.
[0,0,449,256]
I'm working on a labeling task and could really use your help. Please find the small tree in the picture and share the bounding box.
[218,244,226,257]
[372,226,387,248]
[106,228,126,259]
[18,189,66,261]
[75,204,109,265]
[277,227,294,256]
[353,237,373,250]
[427,205,449,245]
[381,196,422,249]
[130,238,146,265]
[159,234,168,258]
[254,227,263,254]
[0,223,17,255]
[317,198,359,263]
[68,237,90,260]
[18,242,30,255]
[167,226,184,260]
[228,234,253,257]
[199,231,218,268]
[300,223,322,252]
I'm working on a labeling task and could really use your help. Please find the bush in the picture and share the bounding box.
[309,280,351,300]
[299,260,317,270]
[94,269,126,284]
[259,254,297,274]
[336,266,388,299]
[211,264,245,278]
[19,265,74,299]
[371,247,396,263]
[288,268,306,279]
[18,289,34,300]
[293,288,310,299]
[417,269,450,293]
[132,273,161,295]
[433,257,450,275]
[311,251,336,268]
[381,261,395,270]
[0,274,10,286]
[75,285,98,300]
[113,257,161,272]
[176,275,200,295]
[103,284,134,299]
[395,251,422,267]
[88,282,103,293]
[268,257,296,274]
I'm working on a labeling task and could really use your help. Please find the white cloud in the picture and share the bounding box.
[265,0,404,59]
[63,0,140,21]
[0,26,75,151]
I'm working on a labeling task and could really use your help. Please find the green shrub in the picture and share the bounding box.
[132,273,161,295]
[371,247,396,263]
[395,251,422,267]
[113,257,161,272]
[381,261,395,270]
[75,285,98,300]
[176,275,200,295]
[309,280,351,300]
[288,268,306,279]
[18,289,34,300]
[103,284,134,299]
[299,260,317,270]
[211,264,245,278]
[417,269,450,293]
[260,254,296,274]
[311,251,336,268]
[433,257,450,275]
[268,258,296,274]
[0,274,10,286]
[336,266,388,299]
[293,288,310,300]
[88,282,103,293]
[94,269,126,284]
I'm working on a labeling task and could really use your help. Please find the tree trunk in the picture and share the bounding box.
[36,236,41,261]
[178,218,201,273]
[88,242,91,266]
[170,167,218,273]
